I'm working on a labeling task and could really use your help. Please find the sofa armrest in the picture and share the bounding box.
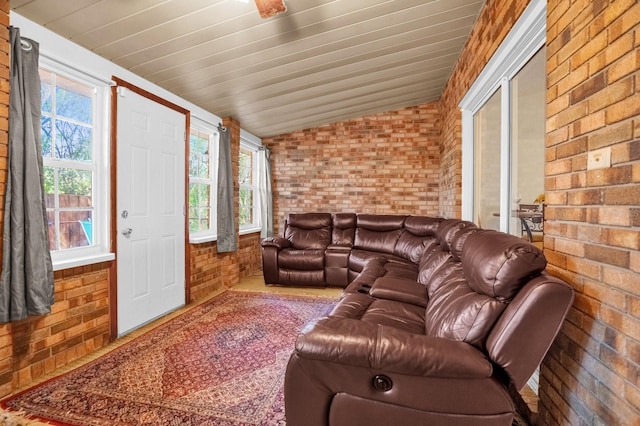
[295,317,492,378]
[261,236,291,249]
[261,237,290,284]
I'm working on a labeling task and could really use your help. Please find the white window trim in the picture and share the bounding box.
[459,0,546,226]
[239,136,261,234]
[40,56,114,271]
[188,117,219,244]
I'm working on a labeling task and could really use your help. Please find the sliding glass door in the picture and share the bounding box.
[460,0,546,243]
[469,46,545,238]
[510,48,546,237]
[473,89,502,231]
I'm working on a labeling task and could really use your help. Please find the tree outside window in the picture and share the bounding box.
[239,147,256,228]
[188,126,218,237]
[40,69,95,251]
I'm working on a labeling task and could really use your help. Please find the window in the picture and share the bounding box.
[468,48,546,235]
[188,120,218,242]
[40,64,111,269]
[239,142,260,232]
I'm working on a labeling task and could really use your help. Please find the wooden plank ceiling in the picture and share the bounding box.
[11,0,485,137]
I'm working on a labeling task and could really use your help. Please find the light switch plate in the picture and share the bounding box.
[587,147,611,170]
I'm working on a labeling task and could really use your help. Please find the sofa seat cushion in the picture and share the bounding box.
[330,293,374,318]
[279,248,325,270]
[370,277,428,307]
[329,293,425,335]
[349,249,412,273]
[361,299,426,334]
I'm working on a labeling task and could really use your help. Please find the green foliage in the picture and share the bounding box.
[41,74,93,197]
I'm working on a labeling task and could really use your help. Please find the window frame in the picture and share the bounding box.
[239,137,261,235]
[188,118,219,244]
[39,57,113,270]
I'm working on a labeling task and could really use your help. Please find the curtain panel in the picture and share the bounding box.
[257,146,273,238]
[216,125,237,253]
[0,27,54,323]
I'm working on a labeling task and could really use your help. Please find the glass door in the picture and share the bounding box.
[473,88,502,231]
[468,46,545,240]
[510,48,546,241]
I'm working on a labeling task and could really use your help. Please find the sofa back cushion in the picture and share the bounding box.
[332,213,357,245]
[392,216,441,264]
[404,216,442,237]
[461,230,547,301]
[424,268,507,348]
[354,215,406,254]
[394,232,435,265]
[435,219,478,255]
[285,213,332,250]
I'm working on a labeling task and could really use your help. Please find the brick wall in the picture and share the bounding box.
[238,232,262,278]
[262,103,441,233]
[541,0,640,423]
[188,232,261,302]
[0,263,110,397]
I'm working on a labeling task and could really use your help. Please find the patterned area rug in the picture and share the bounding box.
[1,290,337,425]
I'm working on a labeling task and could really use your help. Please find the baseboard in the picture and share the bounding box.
[510,384,538,425]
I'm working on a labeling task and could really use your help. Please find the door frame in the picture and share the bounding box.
[109,77,191,340]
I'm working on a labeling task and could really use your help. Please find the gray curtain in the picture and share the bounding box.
[257,146,273,238]
[0,27,54,323]
[216,124,237,252]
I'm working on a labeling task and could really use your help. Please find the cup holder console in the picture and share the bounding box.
[356,284,372,294]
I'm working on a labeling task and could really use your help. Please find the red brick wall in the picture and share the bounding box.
[0,263,111,397]
[262,103,441,233]
[541,0,640,423]
[238,232,262,278]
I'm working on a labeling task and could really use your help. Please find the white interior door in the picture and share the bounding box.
[116,86,186,336]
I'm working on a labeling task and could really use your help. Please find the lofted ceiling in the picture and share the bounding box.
[11,0,485,138]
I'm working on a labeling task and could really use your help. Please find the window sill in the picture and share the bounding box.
[240,227,261,236]
[189,234,217,245]
[52,252,115,271]
[189,227,262,244]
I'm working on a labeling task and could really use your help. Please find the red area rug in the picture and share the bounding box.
[2,290,337,425]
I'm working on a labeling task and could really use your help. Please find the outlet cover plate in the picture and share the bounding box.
[587,147,611,170]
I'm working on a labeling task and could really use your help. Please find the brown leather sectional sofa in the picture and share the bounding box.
[261,213,574,425]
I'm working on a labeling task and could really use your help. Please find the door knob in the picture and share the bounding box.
[121,227,133,237]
